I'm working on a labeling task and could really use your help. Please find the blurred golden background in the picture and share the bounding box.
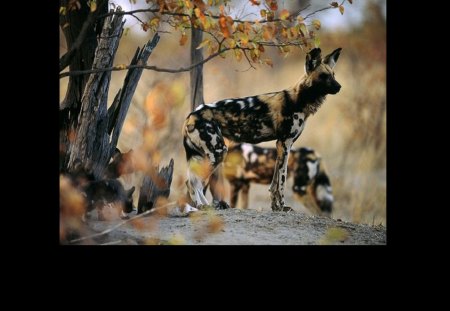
[60,0,386,225]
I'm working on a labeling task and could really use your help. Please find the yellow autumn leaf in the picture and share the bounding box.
[150,17,160,26]
[339,5,344,15]
[260,9,267,18]
[312,19,321,30]
[318,227,349,245]
[115,64,127,70]
[264,58,273,67]
[240,33,249,46]
[89,0,96,12]
[179,33,188,46]
[196,38,210,49]
[227,38,236,48]
[167,233,186,245]
[279,9,290,21]
[234,49,242,61]
[194,7,202,18]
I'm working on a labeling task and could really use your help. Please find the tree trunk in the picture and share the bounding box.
[59,0,108,170]
[66,8,160,179]
[190,27,204,110]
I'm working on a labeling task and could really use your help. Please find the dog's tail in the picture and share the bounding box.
[311,160,333,215]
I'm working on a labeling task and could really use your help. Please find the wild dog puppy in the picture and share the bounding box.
[62,158,135,220]
[222,143,333,215]
[183,48,342,211]
[84,180,135,220]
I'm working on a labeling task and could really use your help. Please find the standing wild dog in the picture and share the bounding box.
[221,143,333,215]
[183,47,342,211]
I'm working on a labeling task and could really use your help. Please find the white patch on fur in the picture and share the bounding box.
[194,104,204,111]
[241,144,253,162]
[247,97,255,108]
[301,186,306,191]
[187,169,209,205]
[291,113,305,137]
[209,133,219,146]
[184,203,199,213]
[168,203,199,217]
[316,184,334,202]
[263,149,268,154]
[225,99,234,104]
[205,101,218,108]
[306,160,318,180]
[250,153,258,163]
[237,100,246,109]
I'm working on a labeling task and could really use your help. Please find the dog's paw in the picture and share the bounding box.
[120,210,130,220]
[281,206,294,212]
[271,204,293,212]
[213,200,230,210]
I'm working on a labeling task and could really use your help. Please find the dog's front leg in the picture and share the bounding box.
[269,139,294,211]
[209,165,230,209]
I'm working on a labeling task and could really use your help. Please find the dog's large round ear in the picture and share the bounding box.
[323,48,342,69]
[305,48,322,74]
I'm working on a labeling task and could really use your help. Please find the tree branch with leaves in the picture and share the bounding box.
[60,0,352,79]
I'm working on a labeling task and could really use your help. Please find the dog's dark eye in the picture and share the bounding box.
[319,73,329,80]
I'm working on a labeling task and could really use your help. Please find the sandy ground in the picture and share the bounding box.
[77,207,386,245]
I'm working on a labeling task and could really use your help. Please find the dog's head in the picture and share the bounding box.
[305,47,342,95]
[291,147,320,196]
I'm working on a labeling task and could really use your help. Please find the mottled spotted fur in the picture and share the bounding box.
[222,143,333,215]
[183,48,342,211]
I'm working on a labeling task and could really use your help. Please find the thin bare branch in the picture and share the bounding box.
[60,47,232,78]
[304,0,346,20]
[242,49,256,70]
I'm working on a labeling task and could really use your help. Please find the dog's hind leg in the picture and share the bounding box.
[269,139,294,211]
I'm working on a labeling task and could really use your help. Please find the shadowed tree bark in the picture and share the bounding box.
[190,27,204,110]
[59,0,108,170]
[60,3,174,218]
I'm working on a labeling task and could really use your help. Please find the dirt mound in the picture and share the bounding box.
[78,208,386,245]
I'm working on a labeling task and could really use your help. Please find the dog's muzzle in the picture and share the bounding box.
[329,82,341,94]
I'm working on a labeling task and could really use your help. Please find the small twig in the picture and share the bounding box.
[304,0,346,20]
[242,49,256,70]
[100,240,122,245]
[130,13,146,25]
[68,202,176,244]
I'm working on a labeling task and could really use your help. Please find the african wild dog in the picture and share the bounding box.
[221,143,333,215]
[183,47,342,211]
[63,157,136,221]
[84,180,135,220]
